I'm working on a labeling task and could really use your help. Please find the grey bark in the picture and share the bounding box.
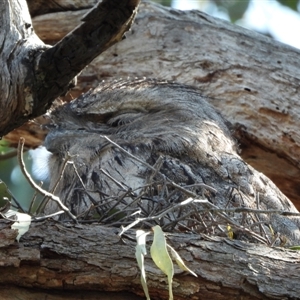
[0,0,140,137]
[1,1,300,300]
[1,220,300,300]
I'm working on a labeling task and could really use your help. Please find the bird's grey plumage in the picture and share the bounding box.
[44,78,300,244]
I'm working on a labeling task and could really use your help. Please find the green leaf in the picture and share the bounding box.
[151,0,172,7]
[0,179,12,213]
[167,244,197,277]
[150,225,174,300]
[289,245,300,250]
[212,0,250,23]
[277,0,298,11]
[135,230,151,300]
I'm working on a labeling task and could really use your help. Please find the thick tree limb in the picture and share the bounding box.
[0,0,140,137]
[26,0,98,17]
[0,220,300,300]
[34,0,140,116]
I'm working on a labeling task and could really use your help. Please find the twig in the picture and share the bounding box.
[118,197,205,235]
[29,181,43,214]
[36,153,73,214]
[182,183,217,194]
[52,153,73,194]
[70,159,86,189]
[255,192,271,244]
[17,137,77,222]
[100,168,131,192]
[32,210,65,221]
[99,189,134,222]
[101,135,157,171]
[192,205,300,216]
[145,156,164,185]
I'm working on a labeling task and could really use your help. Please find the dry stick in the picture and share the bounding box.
[193,206,300,216]
[102,135,218,211]
[17,137,77,222]
[119,197,203,235]
[103,208,142,225]
[29,181,43,214]
[99,189,134,223]
[104,136,283,238]
[144,156,164,186]
[255,192,271,244]
[101,135,157,172]
[100,168,130,192]
[163,185,268,243]
[36,153,72,214]
[106,137,216,195]
[52,153,73,193]
[70,159,86,189]
[211,209,268,244]
[32,210,65,221]
[102,136,296,242]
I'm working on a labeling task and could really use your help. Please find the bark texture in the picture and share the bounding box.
[0,0,140,137]
[1,1,300,300]
[0,220,300,300]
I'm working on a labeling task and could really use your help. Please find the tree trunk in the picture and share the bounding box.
[1,220,300,300]
[1,1,300,300]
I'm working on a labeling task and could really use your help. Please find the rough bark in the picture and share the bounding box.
[0,0,140,137]
[1,220,300,300]
[1,1,300,300]
[13,0,298,210]
[26,0,98,17]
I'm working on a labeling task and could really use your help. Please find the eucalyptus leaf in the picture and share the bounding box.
[289,245,300,250]
[167,244,197,277]
[0,179,12,213]
[135,230,151,300]
[10,212,32,242]
[4,209,32,242]
[150,225,174,300]
[277,0,298,11]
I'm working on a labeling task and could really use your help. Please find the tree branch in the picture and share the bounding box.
[0,220,299,299]
[0,0,140,137]
[34,0,140,116]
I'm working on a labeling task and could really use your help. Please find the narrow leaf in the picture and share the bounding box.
[135,230,151,300]
[150,225,174,300]
[0,180,12,213]
[10,212,32,242]
[289,245,300,250]
[167,244,197,277]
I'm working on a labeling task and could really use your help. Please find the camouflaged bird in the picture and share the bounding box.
[43,78,300,245]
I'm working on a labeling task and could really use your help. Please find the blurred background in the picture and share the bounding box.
[1,0,300,212]
[155,0,300,49]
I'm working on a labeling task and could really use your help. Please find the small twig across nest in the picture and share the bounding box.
[17,136,300,247]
